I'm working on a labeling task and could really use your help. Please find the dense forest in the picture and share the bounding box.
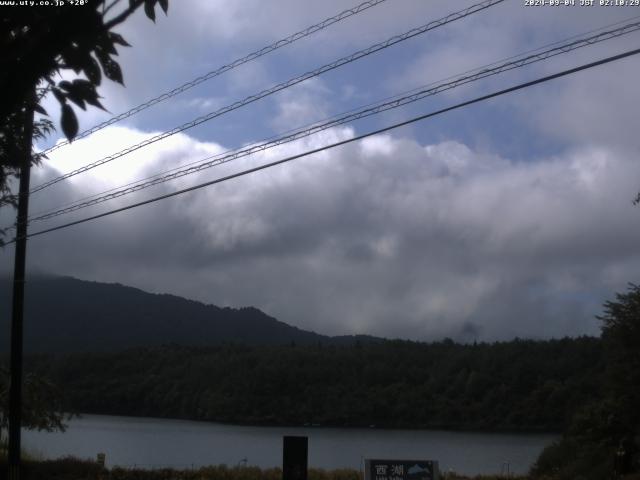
[24,336,603,432]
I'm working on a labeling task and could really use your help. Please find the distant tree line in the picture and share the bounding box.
[21,336,603,432]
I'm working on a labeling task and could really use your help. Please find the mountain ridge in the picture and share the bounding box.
[0,274,381,353]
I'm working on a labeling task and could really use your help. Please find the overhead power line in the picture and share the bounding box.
[9,46,640,244]
[25,19,640,224]
[39,0,390,157]
[29,0,505,195]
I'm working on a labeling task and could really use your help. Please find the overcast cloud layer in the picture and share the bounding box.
[2,0,640,341]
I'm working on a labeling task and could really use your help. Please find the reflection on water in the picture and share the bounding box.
[23,414,556,476]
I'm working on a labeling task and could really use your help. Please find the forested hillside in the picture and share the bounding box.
[26,337,603,432]
[0,276,377,353]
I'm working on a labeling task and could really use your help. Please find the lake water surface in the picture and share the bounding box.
[23,414,556,476]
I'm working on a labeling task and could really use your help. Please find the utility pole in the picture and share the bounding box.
[8,92,35,480]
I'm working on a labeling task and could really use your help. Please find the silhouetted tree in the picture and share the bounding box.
[0,366,67,452]
[0,0,169,220]
[598,283,640,475]
[532,284,640,479]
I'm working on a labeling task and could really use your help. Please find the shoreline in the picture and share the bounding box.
[70,412,562,436]
[21,413,553,476]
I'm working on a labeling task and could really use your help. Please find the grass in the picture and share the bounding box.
[4,455,640,480]
[0,446,42,463]
[0,457,531,480]
[7,456,640,480]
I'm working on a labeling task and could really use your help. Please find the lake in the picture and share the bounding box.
[23,414,556,476]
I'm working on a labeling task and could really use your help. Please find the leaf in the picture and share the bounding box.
[59,80,86,109]
[70,80,106,111]
[52,87,66,105]
[144,0,156,22]
[104,58,124,84]
[158,0,168,14]
[58,80,73,92]
[65,91,87,110]
[61,104,79,141]
[108,32,131,47]
[71,79,92,89]
[61,46,84,73]
[96,36,118,56]
[34,104,48,116]
[83,56,102,86]
[86,96,106,111]
[96,51,124,85]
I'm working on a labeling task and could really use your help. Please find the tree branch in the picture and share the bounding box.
[103,0,122,17]
[104,0,145,29]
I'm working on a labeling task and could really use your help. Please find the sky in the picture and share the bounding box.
[2,0,640,342]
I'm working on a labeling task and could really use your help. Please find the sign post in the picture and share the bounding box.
[7,89,36,480]
[283,436,308,480]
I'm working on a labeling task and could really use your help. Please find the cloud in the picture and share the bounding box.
[5,1,640,345]
[45,0,519,143]
[512,52,640,149]
[269,78,332,131]
[4,123,639,342]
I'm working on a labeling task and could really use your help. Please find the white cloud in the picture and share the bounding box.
[5,1,640,344]
[5,124,639,341]
[269,78,332,131]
